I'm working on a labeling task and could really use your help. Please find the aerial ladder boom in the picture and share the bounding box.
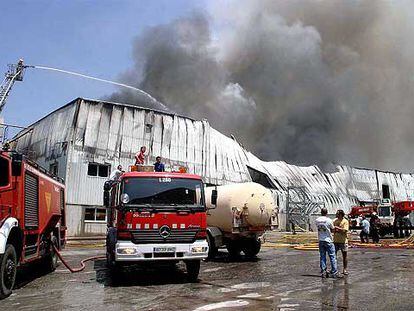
[0,59,27,114]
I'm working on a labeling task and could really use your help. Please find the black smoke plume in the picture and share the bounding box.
[108,1,414,172]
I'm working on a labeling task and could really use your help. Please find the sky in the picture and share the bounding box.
[0,0,206,136]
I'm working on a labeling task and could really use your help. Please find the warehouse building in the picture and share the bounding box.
[12,98,414,236]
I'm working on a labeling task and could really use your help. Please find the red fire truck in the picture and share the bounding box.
[104,170,210,281]
[349,199,414,237]
[0,151,66,299]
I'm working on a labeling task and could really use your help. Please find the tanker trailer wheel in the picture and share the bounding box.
[242,239,261,258]
[43,236,58,272]
[207,233,218,259]
[226,241,241,258]
[0,244,17,299]
[185,260,200,282]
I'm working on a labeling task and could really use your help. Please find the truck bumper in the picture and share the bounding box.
[115,240,208,262]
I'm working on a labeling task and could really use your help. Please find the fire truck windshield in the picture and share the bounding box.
[121,177,205,209]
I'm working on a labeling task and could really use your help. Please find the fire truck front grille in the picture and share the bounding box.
[24,173,39,229]
[130,229,198,244]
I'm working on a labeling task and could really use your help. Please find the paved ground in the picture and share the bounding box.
[1,238,414,310]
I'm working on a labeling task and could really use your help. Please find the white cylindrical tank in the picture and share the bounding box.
[205,182,274,233]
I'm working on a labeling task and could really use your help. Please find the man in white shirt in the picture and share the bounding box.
[360,215,370,243]
[315,208,338,278]
[109,165,124,182]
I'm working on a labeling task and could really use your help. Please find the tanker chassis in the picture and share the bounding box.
[205,182,274,259]
[0,151,66,299]
[104,171,210,281]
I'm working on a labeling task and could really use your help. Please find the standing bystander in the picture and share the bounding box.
[315,208,338,278]
[360,215,370,243]
[370,212,380,243]
[333,210,349,275]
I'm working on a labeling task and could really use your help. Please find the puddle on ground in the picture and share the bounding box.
[193,300,249,310]
[231,282,271,289]
[219,288,238,293]
[277,302,300,311]
[203,267,224,273]
[237,293,261,298]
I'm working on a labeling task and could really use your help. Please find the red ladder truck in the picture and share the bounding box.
[104,169,210,281]
[0,151,66,298]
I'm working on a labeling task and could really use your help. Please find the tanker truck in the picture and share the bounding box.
[205,182,273,259]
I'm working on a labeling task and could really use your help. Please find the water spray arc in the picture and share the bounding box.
[31,65,170,112]
[0,59,170,117]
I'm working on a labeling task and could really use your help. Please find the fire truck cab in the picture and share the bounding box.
[0,151,66,299]
[104,170,210,281]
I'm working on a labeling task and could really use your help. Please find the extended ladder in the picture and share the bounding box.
[0,59,26,114]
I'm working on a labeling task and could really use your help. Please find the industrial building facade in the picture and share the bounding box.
[12,98,414,236]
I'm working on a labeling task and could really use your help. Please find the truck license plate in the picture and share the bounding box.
[154,247,176,253]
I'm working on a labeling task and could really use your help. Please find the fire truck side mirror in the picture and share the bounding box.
[211,189,218,206]
[11,153,23,176]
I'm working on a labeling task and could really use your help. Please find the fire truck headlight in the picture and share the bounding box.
[121,193,130,204]
[117,247,137,255]
[191,246,208,253]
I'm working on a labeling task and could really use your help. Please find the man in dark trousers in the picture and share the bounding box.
[154,156,165,172]
[370,212,380,243]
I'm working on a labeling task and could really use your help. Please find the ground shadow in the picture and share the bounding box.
[13,260,53,290]
[206,250,261,263]
[301,273,325,278]
[94,259,197,287]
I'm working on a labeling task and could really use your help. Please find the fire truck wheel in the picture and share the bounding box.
[0,244,17,299]
[226,241,241,258]
[185,260,200,282]
[242,239,261,258]
[44,236,58,272]
[207,234,218,259]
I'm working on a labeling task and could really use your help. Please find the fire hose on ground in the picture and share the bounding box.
[262,233,414,251]
[52,244,106,273]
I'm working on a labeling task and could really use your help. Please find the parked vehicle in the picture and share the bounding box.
[0,151,66,298]
[349,199,414,237]
[104,168,209,281]
[205,182,273,258]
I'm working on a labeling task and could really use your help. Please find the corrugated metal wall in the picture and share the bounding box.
[64,99,252,207]
[13,98,414,216]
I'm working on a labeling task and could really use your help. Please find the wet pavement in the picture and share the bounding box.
[1,242,414,310]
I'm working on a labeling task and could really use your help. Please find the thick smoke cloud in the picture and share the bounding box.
[108,1,414,172]
[108,13,257,142]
